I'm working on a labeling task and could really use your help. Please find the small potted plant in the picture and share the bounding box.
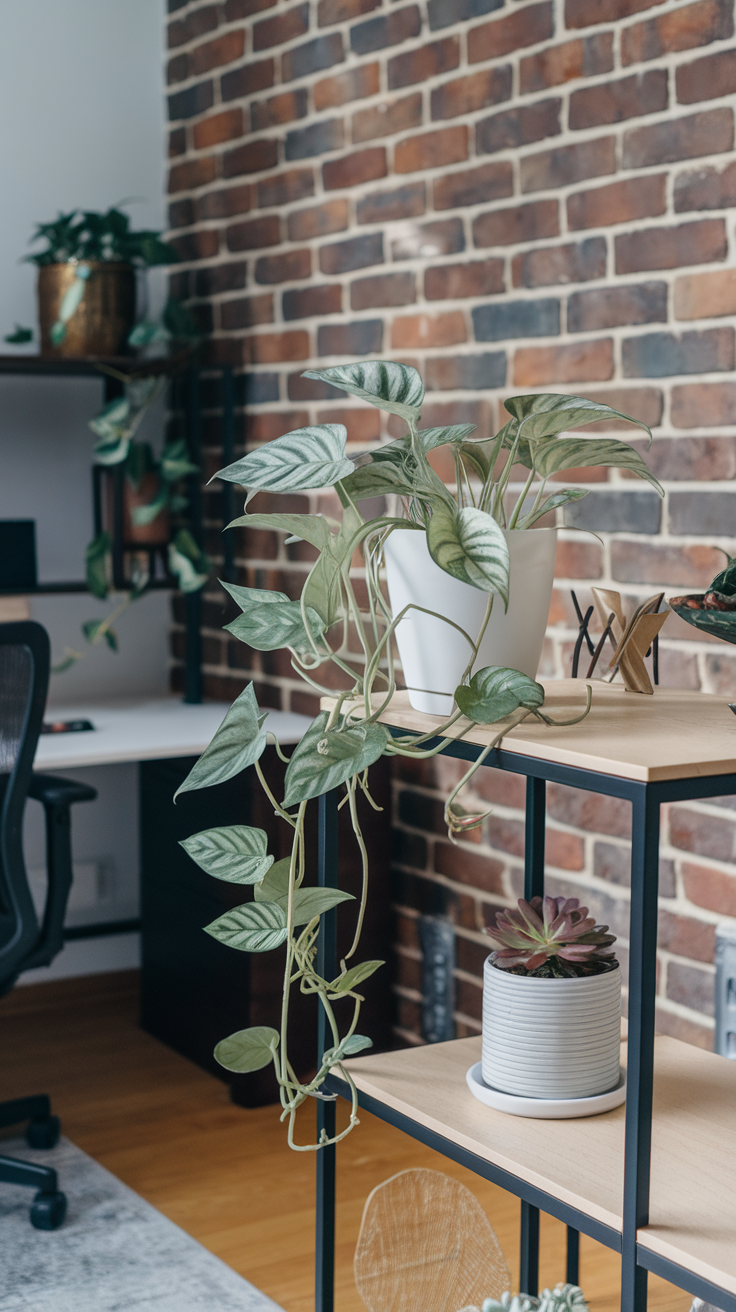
[460,1283,589,1312]
[482,896,620,1100]
[26,206,179,357]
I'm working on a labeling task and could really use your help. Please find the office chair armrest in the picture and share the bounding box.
[28,774,97,807]
[22,775,97,971]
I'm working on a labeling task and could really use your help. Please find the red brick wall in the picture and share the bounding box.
[166,0,736,1047]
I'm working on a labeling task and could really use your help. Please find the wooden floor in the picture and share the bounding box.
[0,971,688,1312]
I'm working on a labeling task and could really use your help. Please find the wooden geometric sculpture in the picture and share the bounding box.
[354,1168,511,1312]
[591,588,668,695]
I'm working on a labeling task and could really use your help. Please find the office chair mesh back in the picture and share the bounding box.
[0,624,49,978]
[0,644,33,775]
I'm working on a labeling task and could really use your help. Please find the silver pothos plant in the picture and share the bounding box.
[175,361,661,1151]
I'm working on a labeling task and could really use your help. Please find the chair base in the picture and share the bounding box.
[0,1092,66,1228]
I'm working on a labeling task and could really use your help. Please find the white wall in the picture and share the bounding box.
[0,0,169,978]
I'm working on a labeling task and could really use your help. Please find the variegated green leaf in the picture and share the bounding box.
[205,900,287,952]
[283,711,389,807]
[292,886,354,924]
[302,361,424,420]
[518,487,589,529]
[330,960,384,993]
[531,436,663,492]
[225,513,332,551]
[300,503,363,628]
[455,665,545,725]
[427,506,510,600]
[340,461,418,502]
[216,425,353,493]
[179,825,273,884]
[254,858,291,904]
[418,424,477,451]
[214,1025,279,1073]
[222,582,326,652]
[174,682,267,799]
[504,393,653,445]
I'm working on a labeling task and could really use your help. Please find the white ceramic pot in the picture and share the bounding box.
[383,525,557,716]
[482,957,621,1100]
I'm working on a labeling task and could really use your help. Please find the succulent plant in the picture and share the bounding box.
[473,1284,589,1312]
[485,896,617,978]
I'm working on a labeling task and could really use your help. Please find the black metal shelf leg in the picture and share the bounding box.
[521,1199,540,1296]
[524,775,546,900]
[316,791,340,1312]
[621,787,660,1312]
[566,1226,580,1285]
[520,776,545,1292]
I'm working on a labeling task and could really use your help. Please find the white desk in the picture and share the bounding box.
[34,697,312,771]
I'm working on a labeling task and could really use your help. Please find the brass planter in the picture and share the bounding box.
[38,261,136,358]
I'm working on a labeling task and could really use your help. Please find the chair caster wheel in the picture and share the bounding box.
[31,1189,67,1230]
[26,1115,61,1149]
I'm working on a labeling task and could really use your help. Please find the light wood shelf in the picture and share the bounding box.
[331,682,736,783]
[343,1035,736,1297]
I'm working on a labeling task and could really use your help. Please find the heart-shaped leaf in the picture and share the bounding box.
[427,506,510,600]
[324,1033,374,1064]
[204,900,287,952]
[174,682,268,799]
[222,582,326,653]
[293,886,354,924]
[216,425,353,493]
[225,513,332,551]
[214,1025,279,1073]
[455,665,545,724]
[302,362,424,420]
[504,393,653,445]
[283,712,389,807]
[531,435,663,492]
[179,825,273,884]
[709,555,736,596]
[254,862,353,924]
[330,960,384,993]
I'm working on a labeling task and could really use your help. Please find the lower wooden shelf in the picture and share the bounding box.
[343,1034,736,1298]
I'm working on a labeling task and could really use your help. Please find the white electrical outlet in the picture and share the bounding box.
[27,858,116,919]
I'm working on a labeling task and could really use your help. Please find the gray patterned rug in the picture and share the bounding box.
[0,1136,286,1311]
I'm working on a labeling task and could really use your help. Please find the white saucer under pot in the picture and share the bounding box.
[482,955,622,1101]
[466,1062,626,1120]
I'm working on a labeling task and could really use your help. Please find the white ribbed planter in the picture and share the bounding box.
[383,525,557,716]
[482,957,622,1100]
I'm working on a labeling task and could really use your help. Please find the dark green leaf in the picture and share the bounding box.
[668,602,736,646]
[427,506,510,599]
[302,361,424,421]
[283,712,389,807]
[455,665,545,724]
[4,324,33,344]
[204,901,287,952]
[179,825,273,884]
[85,531,110,600]
[216,425,353,493]
[174,682,267,800]
[222,582,326,653]
[709,555,736,596]
[214,1025,279,1073]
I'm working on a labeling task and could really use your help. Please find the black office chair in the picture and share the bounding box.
[0,621,96,1229]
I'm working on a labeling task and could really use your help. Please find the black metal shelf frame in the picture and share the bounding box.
[313,734,736,1312]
